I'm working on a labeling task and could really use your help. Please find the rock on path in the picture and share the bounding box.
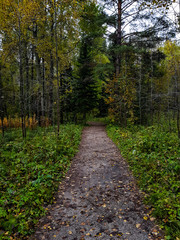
[31,123,164,240]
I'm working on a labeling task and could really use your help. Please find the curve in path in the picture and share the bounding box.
[31,124,164,240]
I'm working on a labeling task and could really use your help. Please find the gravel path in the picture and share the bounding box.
[31,123,164,240]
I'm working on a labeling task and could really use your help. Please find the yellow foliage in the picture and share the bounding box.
[0,115,50,130]
[105,72,136,124]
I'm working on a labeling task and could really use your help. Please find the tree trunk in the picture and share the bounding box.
[0,63,5,137]
[54,0,60,135]
[116,0,122,76]
[49,6,54,124]
[60,74,64,124]
[18,4,26,138]
[175,64,180,138]
[1,116,4,138]
[150,51,153,125]
[31,45,35,117]
[25,40,30,120]
[139,56,142,124]
[33,23,42,126]
[42,57,46,118]
[177,104,180,138]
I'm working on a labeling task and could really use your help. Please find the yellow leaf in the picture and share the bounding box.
[136,223,141,228]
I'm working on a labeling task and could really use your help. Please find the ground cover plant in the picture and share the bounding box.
[107,124,180,240]
[0,124,82,239]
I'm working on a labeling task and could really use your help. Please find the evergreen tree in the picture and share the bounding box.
[72,2,108,119]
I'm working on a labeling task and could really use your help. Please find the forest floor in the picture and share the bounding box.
[31,122,164,240]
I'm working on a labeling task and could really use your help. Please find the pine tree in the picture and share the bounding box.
[72,2,107,120]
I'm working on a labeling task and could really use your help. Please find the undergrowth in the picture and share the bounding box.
[0,124,82,239]
[107,124,180,240]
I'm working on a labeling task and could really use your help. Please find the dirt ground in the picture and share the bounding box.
[31,123,164,240]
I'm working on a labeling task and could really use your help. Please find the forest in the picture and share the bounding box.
[0,0,179,239]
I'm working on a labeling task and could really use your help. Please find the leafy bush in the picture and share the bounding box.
[107,124,180,240]
[0,125,82,239]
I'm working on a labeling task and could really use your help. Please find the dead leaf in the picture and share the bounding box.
[136,223,141,228]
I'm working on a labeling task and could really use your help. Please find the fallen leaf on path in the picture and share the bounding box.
[136,224,141,228]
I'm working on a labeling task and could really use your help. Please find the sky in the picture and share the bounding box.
[98,0,180,42]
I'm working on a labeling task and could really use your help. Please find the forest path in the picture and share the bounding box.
[31,123,164,240]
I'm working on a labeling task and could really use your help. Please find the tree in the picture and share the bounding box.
[106,45,137,125]
[100,0,176,76]
[0,0,88,135]
[72,2,108,120]
[159,41,180,137]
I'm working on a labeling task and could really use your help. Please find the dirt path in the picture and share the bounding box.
[31,123,164,240]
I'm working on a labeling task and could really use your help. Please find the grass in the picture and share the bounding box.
[107,124,180,240]
[0,124,83,239]
[86,116,110,124]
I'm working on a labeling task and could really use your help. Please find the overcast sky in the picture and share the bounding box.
[98,0,180,42]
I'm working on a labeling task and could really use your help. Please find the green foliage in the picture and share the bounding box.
[0,125,82,239]
[72,2,108,118]
[107,124,180,239]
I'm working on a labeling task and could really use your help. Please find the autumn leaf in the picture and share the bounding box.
[136,223,141,228]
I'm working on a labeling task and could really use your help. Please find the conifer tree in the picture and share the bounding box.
[72,2,107,120]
